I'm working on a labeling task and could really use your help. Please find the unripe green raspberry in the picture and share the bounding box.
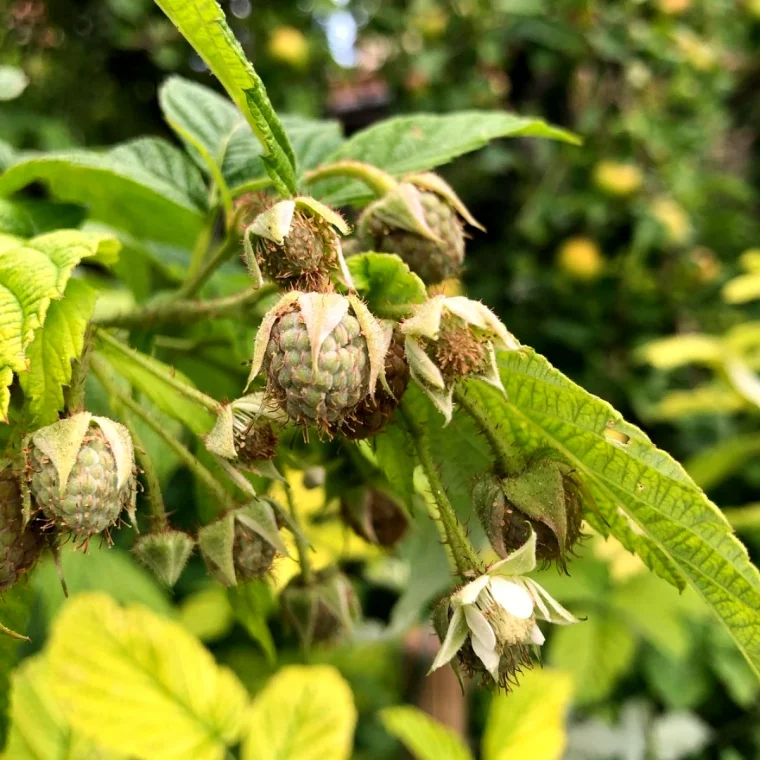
[265,308,369,429]
[232,520,278,581]
[0,467,43,591]
[360,191,465,284]
[26,414,136,542]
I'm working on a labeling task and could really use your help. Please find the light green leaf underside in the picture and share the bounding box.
[0,145,204,247]
[464,349,760,677]
[19,279,97,426]
[94,337,215,435]
[242,665,357,760]
[152,0,297,195]
[48,593,248,760]
[311,112,581,206]
[0,230,120,420]
[5,655,123,760]
[380,706,473,760]
[159,76,342,193]
[347,253,427,316]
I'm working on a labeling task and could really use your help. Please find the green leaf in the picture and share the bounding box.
[228,581,277,665]
[380,705,473,760]
[464,349,760,677]
[48,592,249,760]
[33,544,173,623]
[482,669,573,760]
[685,434,760,491]
[153,0,297,196]
[549,614,636,705]
[10,198,87,234]
[159,76,342,194]
[0,585,34,747]
[723,272,760,304]
[241,665,357,760]
[4,655,123,760]
[0,148,204,247]
[635,334,723,369]
[179,586,235,643]
[642,643,711,710]
[0,65,28,101]
[19,278,97,425]
[0,230,120,420]
[311,112,580,205]
[347,253,427,317]
[94,336,216,435]
[0,198,35,236]
[375,420,417,510]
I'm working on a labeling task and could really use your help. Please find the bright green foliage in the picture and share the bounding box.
[152,0,297,196]
[20,279,97,425]
[347,253,427,317]
[463,350,760,676]
[0,149,204,247]
[381,706,473,760]
[242,665,357,760]
[0,230,119,420]
[48,593,249,760]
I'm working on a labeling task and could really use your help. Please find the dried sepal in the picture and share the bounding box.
[361,183,440,241]
[405,172,485,231]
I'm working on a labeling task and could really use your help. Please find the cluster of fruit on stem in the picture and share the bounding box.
[1,161,584,683]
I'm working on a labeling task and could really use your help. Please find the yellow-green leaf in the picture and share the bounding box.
[47,593,249,760]
[242,665,357,760]
[723,272,760,304]
[4,655,122,760]
[482,669,573,760]
[635,334,723,370]
[0,230,119,420]
[19,278,97,425]
[380,706,473,760]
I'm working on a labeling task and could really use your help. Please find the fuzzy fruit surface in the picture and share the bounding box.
[362,191,464,284]
[29,429,132,538]
[429,316,488,381]
[265,308,370,428]
[233,522,277,580]
[0,468,42,590]
[258,212,334,292]
[339,333,409,439]
[235,421,278,464]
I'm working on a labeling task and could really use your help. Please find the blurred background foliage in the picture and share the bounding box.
[2,0,760,758]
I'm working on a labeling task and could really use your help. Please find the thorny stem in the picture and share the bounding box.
[91,356,233,509]
[400,401,485,578]
[93,283,278,329]
[65,324,94,414]
[284,481,313,585]
[453,385,523,477]
[303,160,398,197]
[94,330,221,414]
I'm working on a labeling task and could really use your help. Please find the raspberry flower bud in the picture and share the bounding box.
[1,466,43,591]
[24,412,136,545]
[133,529,195,587]
[473,460,585,570]
[280,566,361,648]
[205,393,286,479]
[198,499,288,587]
[247,291,390,433]
[357,172,482,284]
[340,487,409,547]
[243,197,354,292]
[430,532,578,688]
[401,295,519,422]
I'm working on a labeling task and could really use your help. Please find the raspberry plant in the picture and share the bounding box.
[0,0,759,728]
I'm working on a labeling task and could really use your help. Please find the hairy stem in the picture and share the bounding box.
[186,207,219,281]
[95,330,221,414]
[303,160,398,197]
[400,401,485,578]
[93,284,278,329]
[91,356,232,508]
[453,385,523,477]
[65,324,94,414]
[176,225,243,300]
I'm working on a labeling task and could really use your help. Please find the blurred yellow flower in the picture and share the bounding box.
[557,238,605,281]
[657,0,691,14]
[674,29,718,71]
[268,26,309,69]
[593,161,644,196]
[650,197,691,246]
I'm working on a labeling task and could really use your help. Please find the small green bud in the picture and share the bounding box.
[133,530,195,587]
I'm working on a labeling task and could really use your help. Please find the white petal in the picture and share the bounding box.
[453,574,490,606]
[251,200,295,244]
[489,578,534,620]
[524,578,580,625]
[470,630,500,681]
[529,623,545,646]
[429,607,468,674]
[405,338,446,389]
[464,605,496,651]
[400,296,446,339]
[489,530,537,577]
